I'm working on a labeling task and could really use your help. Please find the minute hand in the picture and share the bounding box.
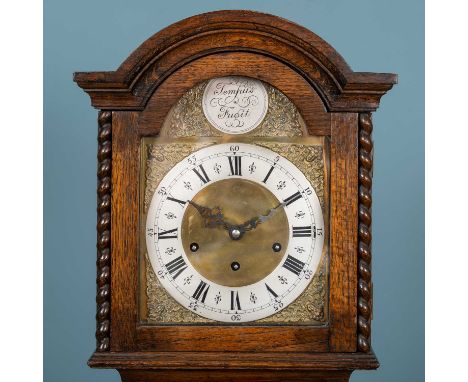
[187,200,232,229]
[240,202,285,231]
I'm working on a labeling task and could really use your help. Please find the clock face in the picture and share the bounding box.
[146,143,324,322]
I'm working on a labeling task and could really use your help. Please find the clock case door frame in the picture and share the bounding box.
[112,63,340,354]
[74,9,396,376]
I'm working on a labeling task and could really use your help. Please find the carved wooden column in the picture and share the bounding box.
[96,111,112,352]
[357,113,373,352]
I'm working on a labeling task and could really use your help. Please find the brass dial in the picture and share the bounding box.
[182,178,289,287]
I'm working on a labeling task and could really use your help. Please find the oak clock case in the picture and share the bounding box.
[73,10,396,382]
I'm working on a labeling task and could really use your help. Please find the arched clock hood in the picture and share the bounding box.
[74,10,396,112]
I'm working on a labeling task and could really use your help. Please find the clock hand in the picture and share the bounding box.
[188,200,284,239]
[188,200,247,241]
[240,202,285,231]
[187,200,232,229]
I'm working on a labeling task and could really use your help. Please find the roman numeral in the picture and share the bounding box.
[292,226,312,237]
[166,196,186,207]
[262,166,274,183]
[265,283,278,299]
[192,280,210,303]
[282,255,306,276]
[283,191,303,206]
[228,156,242,176]
[158,228,178,239]
[192,164,210,184]
[165,256,187,279]
[231,291,241,310]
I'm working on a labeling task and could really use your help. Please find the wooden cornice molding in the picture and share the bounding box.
[74,10,397,112]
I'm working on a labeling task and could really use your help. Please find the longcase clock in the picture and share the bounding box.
[74,10,396,382]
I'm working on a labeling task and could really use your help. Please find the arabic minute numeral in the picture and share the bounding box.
[188,301,198,311]
[314,226,323,238]
[187,155,196,165]
[231,314,241,321]
[273,301,284,311]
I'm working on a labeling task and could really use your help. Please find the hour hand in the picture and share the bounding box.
[240,202,285,231]
[187,200,227,228]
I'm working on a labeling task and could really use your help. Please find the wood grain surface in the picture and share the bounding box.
[118,369,353,382]
[110,112,140,351]
[329,113,359,352]
[88,350,379,370]
[74,10,396,112]
[136,326,329,352]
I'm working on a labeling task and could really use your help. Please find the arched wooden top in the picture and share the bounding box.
[74,10,397,112]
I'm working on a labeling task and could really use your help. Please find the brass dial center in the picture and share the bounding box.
[181,179,289,287]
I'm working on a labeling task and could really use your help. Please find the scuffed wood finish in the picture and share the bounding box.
[118,369,352,382]
[136,326,329,352]
[74,10,396,112]
[110,111,140,351]
[329,113,359,352]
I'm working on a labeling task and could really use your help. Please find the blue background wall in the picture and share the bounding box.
[44,1,424,381]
